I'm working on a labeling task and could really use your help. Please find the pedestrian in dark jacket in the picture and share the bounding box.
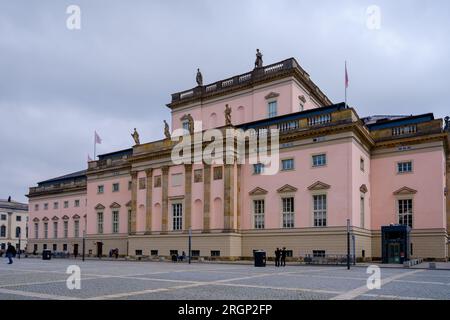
[6,243,16,265]
[281,247,287,267]
[274,248,281,267]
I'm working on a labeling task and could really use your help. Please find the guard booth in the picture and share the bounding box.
[381,225,411,264]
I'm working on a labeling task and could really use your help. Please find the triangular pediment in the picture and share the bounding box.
[95,203,105,210]
[42,217,49,221]
[308,181,331,191]
[72,214,80,220]
[249,187,268,196]
[265,92,280,100]
[360,184,368,194]
[277,184,298,193]
[110,202,121,209]
[298,95,307,103]
[51,216,59,221]
[393,186,417,195]
[33,217,40,222]
[62,215,70,220]
[125,200,132,207]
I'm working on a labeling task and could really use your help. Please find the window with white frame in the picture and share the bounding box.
[360,196,365,228]
[312,154,327,167]
[281,159,294,171]
[74,220,79,238]
[63,221,68,238]
[53,221,58,238]
[44,222,48,239]
[268,101,277,118]
[34,223,39,239]
[97,212,104,234]
[64,201,69,208]
[253,163,264,175]
[35,204,39,211]
[282,197,295,228]
[313,194,327,227]
[172,203,183,231]
[253,199,265,229]
[397,161,412,173]
[44,203,48,210]
[112,183,120,192]
[74,200,80,207]
[53,202,58,209]
[97,185,104,194]
[112,211,119,233]
[398,199,413,228]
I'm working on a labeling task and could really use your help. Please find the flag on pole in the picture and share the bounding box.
[345,61,349,89]
[94,131,102,144]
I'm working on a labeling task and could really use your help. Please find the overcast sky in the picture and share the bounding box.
[1,0,449,202]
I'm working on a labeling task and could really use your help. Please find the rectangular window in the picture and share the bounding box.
[398,199,413,228]
[44,203,48,210]
[63,244,67,251]
[360,196,365,228]
[139,177,146,189]
[64,201,69,208]
[16,215,21,222]
[213,167,223,180]
[286,250,293,258]
[150,250,158,256]
[171,174,183,187]
[53,202,58,209]
[74,220,80,238]
[211,250,221,257]
[313,194,327,227]
[154,176,161,188]
[194,169,203,183]
[44,223,48,239]
[281,159,294,171]
[253,199,265,229]
[360,157,365,171]
[268,101,277,118]
[182,120,190,131]
[128,181,132,190]
[53,244,57,251]
[53,221,58,239]
[172,203,183,231]
[97,212,104,234]
[98,185,104,194]
[43,244,47,250]
[74,200,80,207]
[63,221,68,238]
[312,154,327,167]
[313,250,326,258]
[135,250,143,256]
[170,250,178,256]
[113,183,120,192]
[34,223,39,239]
[253,163,264,175]
[35,204,39,211]
[282,197,295,228]
[397,161,412,173]
[112,211,119,233]
[0,214,5,221]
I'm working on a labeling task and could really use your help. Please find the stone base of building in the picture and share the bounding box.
[26,228,448,261]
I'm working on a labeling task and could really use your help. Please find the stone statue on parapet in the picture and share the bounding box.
[164,120,171,139]
[187,114,194,135]
[445,116,450,132]
[254,49,263,68]
[196,68,203,86]
[225,104,232,126]
[131,128,140,145]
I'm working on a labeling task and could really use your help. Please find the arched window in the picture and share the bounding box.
[16,226,21,238]
[0,225,6,237]
[237,106,245,123]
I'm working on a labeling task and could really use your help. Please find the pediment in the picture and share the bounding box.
[62,215,70,220]
[72,214,80,220]
[110,202,121,209]
[308,181,331,191]
[51,216,59,221]
[95,203,105,210]
[298,95,307,103]
[277,184,298,193]
[360,184,368,194]
[42,217,49,221]
[33,217,40,222]
[265,92,280,100]
[249,187,268,196]
[393,186,417,195]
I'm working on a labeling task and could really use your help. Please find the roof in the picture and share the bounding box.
[0,199,28,211]
[37,170,87,186]
[98,148,133,161]
[365,113,434,131]
[361,115,409,126]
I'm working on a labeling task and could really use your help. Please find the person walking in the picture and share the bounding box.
[274,248,280,267]
[5,243,16,265]
[281,247,287,267]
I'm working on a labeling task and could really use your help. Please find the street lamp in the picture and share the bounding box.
[18,229,21,259]
[188,227,192,264]
[82,230,86,262]
[347,219,350,270]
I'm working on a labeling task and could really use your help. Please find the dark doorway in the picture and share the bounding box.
[96,242,103,257]
[382,225,411,264]
[73,244,79,257]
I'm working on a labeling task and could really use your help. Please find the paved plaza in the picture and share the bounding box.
[0,258,449,300]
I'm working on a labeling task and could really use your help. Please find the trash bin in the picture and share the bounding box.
[254,250,266,267]
[42,249,52,260]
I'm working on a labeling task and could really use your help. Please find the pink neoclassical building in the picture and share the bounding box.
[27,55,450,262]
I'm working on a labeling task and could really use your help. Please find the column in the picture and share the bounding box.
[203,165,211,232]
[7,212,13,239]
[130,171,138,234]
[145,168,153,234]
[184,164,192,230]
[161,166,169,233]
[223,164,235,231]
[236,164,241,230]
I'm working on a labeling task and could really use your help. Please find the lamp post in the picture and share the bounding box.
[18,229,21,259]
[188,227,192,264]
[347,219,350,270]
[82,230,86,262]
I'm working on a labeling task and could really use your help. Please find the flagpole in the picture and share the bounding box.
[94,131,96,160]
[345,61,348,109]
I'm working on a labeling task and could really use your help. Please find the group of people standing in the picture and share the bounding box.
[274,247,287,267]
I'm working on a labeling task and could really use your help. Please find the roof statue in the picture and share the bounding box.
[131,128,140,145]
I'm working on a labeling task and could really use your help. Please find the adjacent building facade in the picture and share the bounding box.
[0,198,28,252]
[27,57,450,261]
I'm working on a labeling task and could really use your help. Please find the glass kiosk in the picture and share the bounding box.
[381,225,411,264]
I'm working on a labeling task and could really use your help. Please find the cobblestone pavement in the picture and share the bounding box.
[0,258,449,300]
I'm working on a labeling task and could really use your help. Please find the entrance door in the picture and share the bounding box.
[388,243,400,263]
[96,242,103,257]
[73,244,79,256]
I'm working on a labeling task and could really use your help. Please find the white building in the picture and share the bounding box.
[0,197,28,252]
